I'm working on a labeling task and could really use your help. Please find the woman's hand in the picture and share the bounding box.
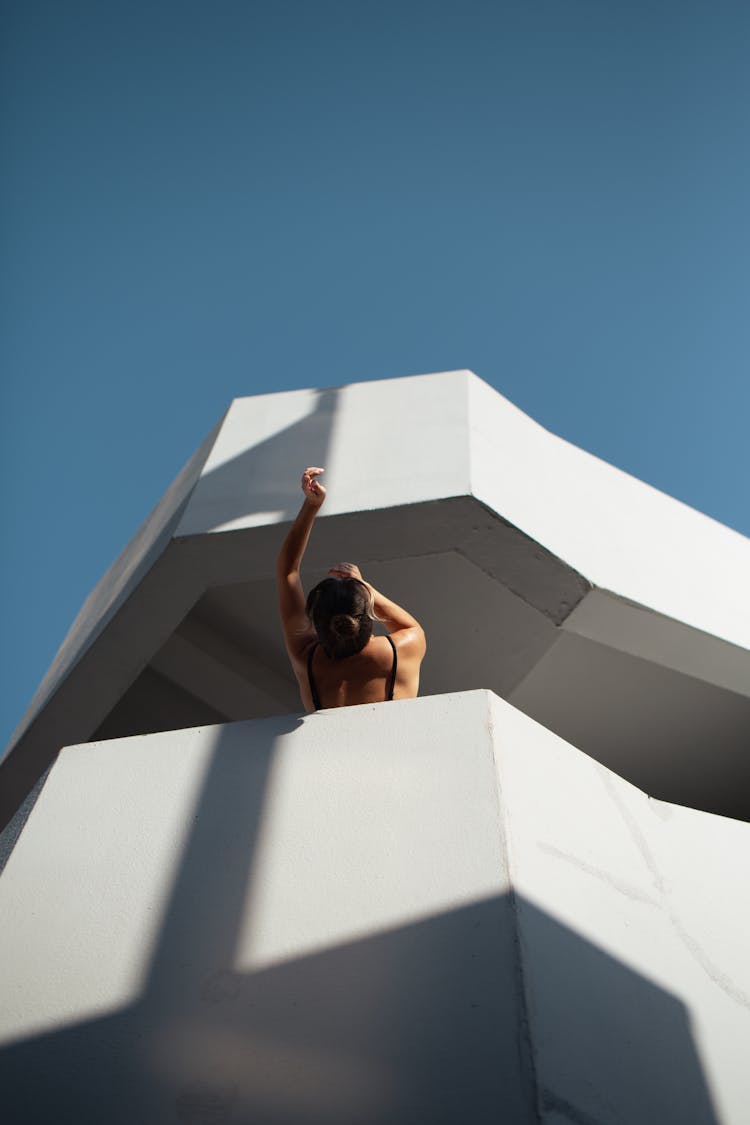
[328,562,364,582]
[301,467,326,508]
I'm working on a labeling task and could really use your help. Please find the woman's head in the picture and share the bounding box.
[306,577,375,659]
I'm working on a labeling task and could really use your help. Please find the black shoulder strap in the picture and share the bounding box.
[386,634,398,701]
[307,644,322,710]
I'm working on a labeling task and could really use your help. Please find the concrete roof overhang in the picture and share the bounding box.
[3,371,750,829]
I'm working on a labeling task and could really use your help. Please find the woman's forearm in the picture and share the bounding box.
[276,499,319,576]
[366,583,421,633]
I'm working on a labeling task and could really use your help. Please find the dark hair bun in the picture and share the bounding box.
[330,613,358,638]
[305,577,374,658]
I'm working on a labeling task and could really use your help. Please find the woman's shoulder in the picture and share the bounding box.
[362,634,398,663]
[387,624,426,657]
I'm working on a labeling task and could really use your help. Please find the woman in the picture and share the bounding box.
[277,467,426,712]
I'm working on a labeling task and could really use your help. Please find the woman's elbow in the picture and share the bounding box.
[276,557,297,580]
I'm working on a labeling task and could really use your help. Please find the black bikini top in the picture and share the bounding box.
[307,635,398,711]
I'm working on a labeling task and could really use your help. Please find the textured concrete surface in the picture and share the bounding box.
[0,693,530,1125]
[490,693,749,1125]
[1,692,747,1124]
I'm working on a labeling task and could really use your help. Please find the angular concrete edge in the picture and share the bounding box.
[173,367,750,656]
[1,691,748,1123]
[489,692,749,1125]
[6,414,226,755]
[0,692,536,1124]
[467,374,750,651]
[173,372,475,537]
[561,586,750,697]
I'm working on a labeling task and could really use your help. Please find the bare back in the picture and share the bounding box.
[293,633,422,713]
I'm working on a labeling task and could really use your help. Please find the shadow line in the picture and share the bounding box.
[0,712,721,1123]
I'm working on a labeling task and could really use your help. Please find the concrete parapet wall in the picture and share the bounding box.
[0,692,747,1123]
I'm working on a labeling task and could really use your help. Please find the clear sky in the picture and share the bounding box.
[2,0,749,749]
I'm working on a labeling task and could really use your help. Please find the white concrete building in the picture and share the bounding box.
[1,371,749,1123]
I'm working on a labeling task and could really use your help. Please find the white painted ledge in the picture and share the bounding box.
[0,692,746,1124]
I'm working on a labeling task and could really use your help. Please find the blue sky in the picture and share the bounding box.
[2,0,749,748]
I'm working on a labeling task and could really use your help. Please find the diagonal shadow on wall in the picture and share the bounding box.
[177,386,340,533]
[0,386,340,859]
[0,716,723,1125]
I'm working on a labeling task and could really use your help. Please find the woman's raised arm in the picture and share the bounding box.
[276,468,325,659]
